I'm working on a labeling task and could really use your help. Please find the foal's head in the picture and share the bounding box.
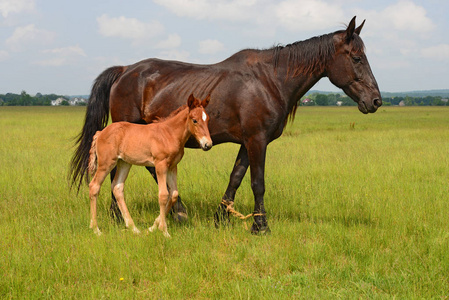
[187,93,212,151]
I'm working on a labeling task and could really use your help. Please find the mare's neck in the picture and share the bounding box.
[263,33,335,109]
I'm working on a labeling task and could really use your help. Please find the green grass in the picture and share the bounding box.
[0,106,448,298]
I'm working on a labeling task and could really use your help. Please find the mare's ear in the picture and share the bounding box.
[201,94,211,108]
[355,19,365,36]
[345,16,356,43]
[187,93,196,109]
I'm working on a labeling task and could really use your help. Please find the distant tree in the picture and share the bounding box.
[315,94,329,106]
[19,91,32,106]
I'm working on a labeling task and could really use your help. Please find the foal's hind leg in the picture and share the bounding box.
[112,160,140,234]
[89,169,111,235]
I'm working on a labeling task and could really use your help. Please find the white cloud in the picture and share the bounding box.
[198,39,225,54]
[43,45,86,57]
[355,1,435,35]
[157,49,190,61]
[421,44,449,61]
[0,0,35,18]
[153,0,349,34]
[383,1,434,33]
[276,0,345,31]
[155,34,182,49]
[0,50,9,61]
[34,45,87,66]
[97,14,165,41]
[153,0,258,21]
[5,24,55,51]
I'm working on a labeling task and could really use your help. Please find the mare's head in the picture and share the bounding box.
[326,16,382,114]
[187,93,212,151]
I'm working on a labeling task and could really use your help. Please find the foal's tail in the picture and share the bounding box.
[88,132,99,176]
[69,66,124,192]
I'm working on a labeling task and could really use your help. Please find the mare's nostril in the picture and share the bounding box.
[373,98,382,108]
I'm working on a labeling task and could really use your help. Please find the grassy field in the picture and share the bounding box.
[0,106,448,298]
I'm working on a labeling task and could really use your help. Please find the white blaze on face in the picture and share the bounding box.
[202,111,207,122]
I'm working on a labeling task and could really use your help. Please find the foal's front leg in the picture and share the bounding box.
[146,166,187,222]
[149,166,171,237]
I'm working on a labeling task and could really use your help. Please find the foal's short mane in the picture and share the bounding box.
[153,105,187,123]
[272,31,365,78]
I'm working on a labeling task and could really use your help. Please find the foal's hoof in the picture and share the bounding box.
[93,227,102,236]
[132,227,141,235]
[171,197,188,223]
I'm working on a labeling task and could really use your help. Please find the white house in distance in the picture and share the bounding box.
[51,97,66,106]
[69,97,87,105]
[51,97,87,106]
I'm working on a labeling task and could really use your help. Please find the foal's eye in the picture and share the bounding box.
[192,119,198,124]
[352,56,362,64]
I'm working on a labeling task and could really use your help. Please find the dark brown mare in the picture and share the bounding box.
[88,94,212,237]
[71,17,382,234]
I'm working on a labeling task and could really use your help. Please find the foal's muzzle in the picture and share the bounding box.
[199,137,213,151]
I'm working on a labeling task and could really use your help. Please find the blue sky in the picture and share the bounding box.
[0,0,448,95]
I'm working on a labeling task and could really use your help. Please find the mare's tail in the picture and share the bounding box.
[69,66,124,192]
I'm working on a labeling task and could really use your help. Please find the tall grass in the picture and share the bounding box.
[0,106,448,298]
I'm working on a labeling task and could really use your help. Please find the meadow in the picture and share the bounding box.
[0,105,448,298]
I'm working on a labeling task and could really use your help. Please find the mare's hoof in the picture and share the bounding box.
[214,205,230,228]
[171,197,188,222]
[250,223,271,235]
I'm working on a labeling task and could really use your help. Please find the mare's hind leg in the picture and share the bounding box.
[146,166,187,222]
[214,145,250,227]
[112,160,140,234]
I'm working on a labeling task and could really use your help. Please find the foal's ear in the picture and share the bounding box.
[187,93,197,109]
[201,94,211,108]
[355,19,365,36]
[345,16,357,43]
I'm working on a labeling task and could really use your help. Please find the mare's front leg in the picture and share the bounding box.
[214,145,250,227]
[146,166,188,222]
[109,167,124,223]
[112,161,140,234]
[246,137,270,235]
[149,165,171,238]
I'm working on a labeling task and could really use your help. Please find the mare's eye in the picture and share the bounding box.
[192,119,198,124]
[352,56,361,63]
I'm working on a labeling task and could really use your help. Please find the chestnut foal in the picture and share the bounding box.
[88,94,212,237]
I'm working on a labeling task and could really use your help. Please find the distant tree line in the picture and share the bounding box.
[0,91,71,106]
[1,91,447,107]
[301,93,448,106]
